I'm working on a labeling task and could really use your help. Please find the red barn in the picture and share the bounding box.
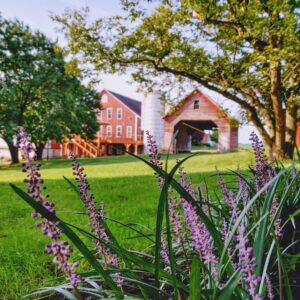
[161,89,238,153]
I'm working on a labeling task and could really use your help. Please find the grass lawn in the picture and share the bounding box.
[0,149,255,299]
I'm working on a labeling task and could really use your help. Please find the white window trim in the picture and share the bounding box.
[116,125,122,137]
[117,108,123,120]
[97,110,102,119]
[106,125,112,137]
[126,126,132,138]
[107,108,112,120]
[134,115,138,141]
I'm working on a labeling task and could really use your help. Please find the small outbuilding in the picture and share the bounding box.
[161,89,238,153]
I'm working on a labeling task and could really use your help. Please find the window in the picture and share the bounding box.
[126,126,132,138]
[194,100,200,109]
[116,125,122,137]
[117,108,123,120]
[107,108,112,120]
[106,125,112,137]
[102,94,108,103]
[97,109,102,119]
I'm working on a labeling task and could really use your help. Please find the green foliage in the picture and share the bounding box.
[0,151,252,300]
[53,1,300,158]
[210,129,219,143]
[0,16,100,161]
[12,147,300,299]
[190,255,201,300]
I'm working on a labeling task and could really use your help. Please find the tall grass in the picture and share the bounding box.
[11,129,300,299]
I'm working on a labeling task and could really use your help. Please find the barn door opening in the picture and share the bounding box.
[173,120,217,153]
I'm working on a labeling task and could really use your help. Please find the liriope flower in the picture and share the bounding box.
[178,166,218,277]
[146,131,186,256]
[69,152,123,288]
[217,172,240,270]
[236,221,262,299]
[266,274,274,300]
[161,233,171,272]
[237,168,250,208]
[217,172,239,223]
[250,132,282,238]
[146,131,163,187]
[18,127,82,287]
[168,195,186,245]
[249,132,275,191]
[147,131,218,277]
[270,197,282,238]
[221,218,228,243]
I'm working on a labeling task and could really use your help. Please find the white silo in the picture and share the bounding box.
[142,91,165,153]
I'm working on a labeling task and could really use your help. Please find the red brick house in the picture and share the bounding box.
[62,89,143,157]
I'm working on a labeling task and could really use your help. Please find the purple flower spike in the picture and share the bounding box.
[178,166,218,278]
[217,173,239,269]
[249,132,275,191]
[169,195,186,245]
[146,131,186,258]
[270,197,282,238]
[266,274,274,299]
[147,132,218,277]
[146,131,164,188]
[69,152,122,288]
[221,218,228,243]
[18,127,82,288]
[236,221,261,299]
[249,133,282,238]
[161,234,171,272]
[237,168,250,208]
[217,173,239,222]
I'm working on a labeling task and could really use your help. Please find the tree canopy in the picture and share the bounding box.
[54,0,300,159]
[0,16,100,162]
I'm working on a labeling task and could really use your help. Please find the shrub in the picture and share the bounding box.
[11,128,300,300]
[210,129,218,144]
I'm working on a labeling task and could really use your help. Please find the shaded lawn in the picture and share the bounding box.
[0,150,254,299]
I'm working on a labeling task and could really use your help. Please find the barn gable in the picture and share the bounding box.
[164,89,227,122]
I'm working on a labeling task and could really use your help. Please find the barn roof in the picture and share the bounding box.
[165,88,224,118]
[107,90,141,116]
[164,88,239,127]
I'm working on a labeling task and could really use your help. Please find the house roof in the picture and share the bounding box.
[107,90,142,116]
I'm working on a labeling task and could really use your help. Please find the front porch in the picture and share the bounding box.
[62,134,144,158]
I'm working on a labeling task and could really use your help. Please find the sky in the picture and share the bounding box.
[0,0,259,144]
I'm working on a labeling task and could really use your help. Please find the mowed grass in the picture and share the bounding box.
[0,149,254,299]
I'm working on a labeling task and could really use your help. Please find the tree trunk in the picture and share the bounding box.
[35,143,45,160]
[274,132,285,161]
[269,30,285,161]
[7,142,19,164]
[285,106,297,159]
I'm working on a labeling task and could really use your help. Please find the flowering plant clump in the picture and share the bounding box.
[11,129,300,300]
[69,152,123,289]
[17,128,83,293]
